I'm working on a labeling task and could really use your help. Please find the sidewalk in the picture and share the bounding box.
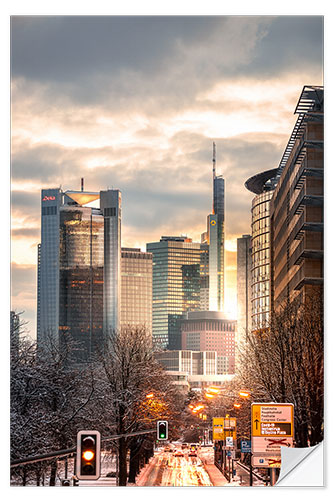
[135,455,158,486]
[203,463,229,486]
[199,447,229,486]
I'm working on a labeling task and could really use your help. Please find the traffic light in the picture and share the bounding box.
[76,430,101,480]
[157,420,168,440]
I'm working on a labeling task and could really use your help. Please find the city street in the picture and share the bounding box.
[142,448,212,486]
[10,17,324,490]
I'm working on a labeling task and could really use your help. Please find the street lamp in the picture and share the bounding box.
[239,391,250,398]
[192,404,205,413]
[206,386,221,394]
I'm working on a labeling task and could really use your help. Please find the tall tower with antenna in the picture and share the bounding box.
[206,142,225,311]
[213,142,216,178]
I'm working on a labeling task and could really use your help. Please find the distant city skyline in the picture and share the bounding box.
[10,16,323,336]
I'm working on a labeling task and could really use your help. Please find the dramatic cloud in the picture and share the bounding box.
[10,16,323,336]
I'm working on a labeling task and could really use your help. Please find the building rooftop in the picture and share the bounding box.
[65,190,100,205]
[160,236,192,242]
[245,86,324,195]
[245,168,279,195]
[183,311,236,321]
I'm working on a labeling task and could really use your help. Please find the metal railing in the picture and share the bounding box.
[11,428,156,468]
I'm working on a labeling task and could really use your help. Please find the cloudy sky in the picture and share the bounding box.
[10,15,323,337]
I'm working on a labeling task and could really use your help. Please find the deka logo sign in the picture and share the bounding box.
[42,195,56,201]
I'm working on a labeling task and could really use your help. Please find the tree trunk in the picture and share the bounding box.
[22,466,27,486]
[128,439,141,483]
[295,409,309,447]
[310,412,324,446]
[118,437,127,486]
[49,461,57,486]
[36,466,41,486]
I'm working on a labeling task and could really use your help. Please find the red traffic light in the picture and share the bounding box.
[76,430,101,480]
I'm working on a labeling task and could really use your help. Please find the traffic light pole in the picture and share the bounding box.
[250,456,253,486]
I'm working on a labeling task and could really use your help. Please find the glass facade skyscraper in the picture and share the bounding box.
[236,235,251,343]
[38,187,121,362]
[59,205,104,360]
[208,213,219,311]
[201,144,225,312]
[100,190,122,334]
[146,236,202,348]
[213,173,225,311]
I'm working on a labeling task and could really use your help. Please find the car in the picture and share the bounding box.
[174,451,184,457]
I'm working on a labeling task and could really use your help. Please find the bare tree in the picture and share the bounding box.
[96,325,182,486]
[10,334,97,485]
[237,288,323,447]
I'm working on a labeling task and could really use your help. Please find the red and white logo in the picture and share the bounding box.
[42,195,56,201]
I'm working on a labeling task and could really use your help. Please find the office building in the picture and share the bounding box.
[155,350,217,375]
[270,85,323,308]
[120,247,152,333]
[147,236,202,348]
[199,242,210,311]
[237,234,252,342]
[180,311,236,375]
[245,169,278,332]
[37,185,121,362]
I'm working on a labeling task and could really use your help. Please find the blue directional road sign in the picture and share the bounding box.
[241,440,251,453]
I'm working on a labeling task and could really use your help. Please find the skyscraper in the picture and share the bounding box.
[201,143,225,311]
[37,186,121,362]
[237,234,251,342]
[245,169,278,332]
[212,143,225,311]
[147,236,202,348]
[120,247,153,333]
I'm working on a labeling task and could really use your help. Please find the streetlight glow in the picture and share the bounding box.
[192,404,205,413]
[206,386,220,394]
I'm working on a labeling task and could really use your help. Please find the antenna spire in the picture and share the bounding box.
[212,142,216,214]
